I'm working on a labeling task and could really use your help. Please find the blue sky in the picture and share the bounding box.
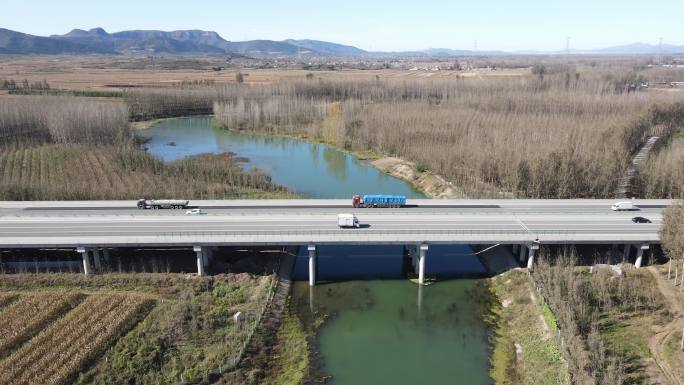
[1,0,682,51]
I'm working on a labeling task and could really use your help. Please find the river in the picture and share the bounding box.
[136,116,424,199]
[138,116,493,385]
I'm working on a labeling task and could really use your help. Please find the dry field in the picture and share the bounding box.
[0,271,276,385]
[0,55,527,91]
[0,294,152,385]
[0,143,288,200]
[0,293,84,356]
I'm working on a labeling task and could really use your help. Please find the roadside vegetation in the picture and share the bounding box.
[0,272,276,385]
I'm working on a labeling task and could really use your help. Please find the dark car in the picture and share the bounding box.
[631,216,651,223]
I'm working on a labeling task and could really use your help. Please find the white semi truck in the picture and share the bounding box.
[137,199,189,210]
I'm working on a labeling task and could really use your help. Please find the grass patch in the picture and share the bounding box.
[540,301,558,332]
[262,298,309,385]
[490,270,568,385]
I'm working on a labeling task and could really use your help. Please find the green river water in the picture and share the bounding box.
[292,280,493,385]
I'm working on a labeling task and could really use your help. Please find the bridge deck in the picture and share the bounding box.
[0,199,669,248]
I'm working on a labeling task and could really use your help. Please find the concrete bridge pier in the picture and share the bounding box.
[635,244,649,268]
[308,244,317,286]
[103,248,111,267]
[193,245,206,276]
[518,245,527,265]
[77,247,91,275]
[92,248,102,272]
[418,243,428,285]
[622,244,631,264]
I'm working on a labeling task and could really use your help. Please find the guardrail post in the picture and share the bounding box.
[194,245,205,276]
[634,244,649,268]
[418,243,428,285]
[308,244,317,286]
[77,247,91,275]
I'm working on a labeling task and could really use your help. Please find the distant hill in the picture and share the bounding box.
[0,28,114,54]
[2,27,683,56]
[284,39,367,56]
[593,42,684,54]
[53,28,226,54]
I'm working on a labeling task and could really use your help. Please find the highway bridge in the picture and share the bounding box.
[0,199,671,284]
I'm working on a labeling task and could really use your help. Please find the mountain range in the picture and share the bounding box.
[1,27,683,56]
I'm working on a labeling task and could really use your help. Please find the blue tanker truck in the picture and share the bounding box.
[352,194,406,208]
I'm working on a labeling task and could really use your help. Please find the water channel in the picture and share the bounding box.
[138,116,493,385]
[137,116,424,199]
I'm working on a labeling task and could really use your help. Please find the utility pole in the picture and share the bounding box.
[658,37,663,65]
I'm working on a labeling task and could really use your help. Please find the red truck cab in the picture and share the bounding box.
[352,195,361,208]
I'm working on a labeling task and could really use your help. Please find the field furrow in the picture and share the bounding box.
[0,294,153,385]
[0,293,19,309]
[0,292,84,356]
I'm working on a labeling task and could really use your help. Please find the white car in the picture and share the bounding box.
[611,201,635,211]
[185,208,205,215]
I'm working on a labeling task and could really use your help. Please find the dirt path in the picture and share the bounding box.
[647,266,684,385]
[614,135,660,198]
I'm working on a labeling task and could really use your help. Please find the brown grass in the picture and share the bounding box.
[0,294,153,385]
[0,143,289,200]
[210,74,684,198]
[0,293,85,356]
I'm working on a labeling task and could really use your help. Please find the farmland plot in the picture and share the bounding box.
[0,292,84,356]
[0,294,154,385]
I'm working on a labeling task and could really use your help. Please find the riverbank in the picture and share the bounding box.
[371,157,463,198]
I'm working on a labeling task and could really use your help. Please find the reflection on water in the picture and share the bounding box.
[137,116,425,199]
[292,279,493,385]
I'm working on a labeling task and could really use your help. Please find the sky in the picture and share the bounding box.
[1,0,683,52]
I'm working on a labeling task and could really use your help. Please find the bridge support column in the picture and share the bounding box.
[193,245,205,276]
[635,244,649,268]
[519,245,527,265]
[418,243,428,285]
[526,244,539,270]
[622,244,631,264]
[203,247,213,268]
[308,244,317,286]
[611,244,619,265]
[77,247,91,275]
[92,248,102,272]
[103,248,110,265]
